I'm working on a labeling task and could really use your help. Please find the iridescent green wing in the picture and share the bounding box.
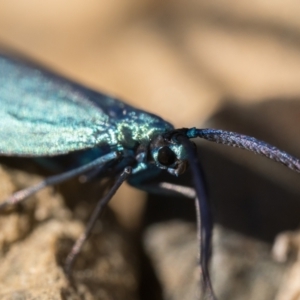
[0,55,116,156]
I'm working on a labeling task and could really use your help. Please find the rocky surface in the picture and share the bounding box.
[0,163,139,300]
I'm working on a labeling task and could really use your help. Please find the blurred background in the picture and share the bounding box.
[1,1,300,299]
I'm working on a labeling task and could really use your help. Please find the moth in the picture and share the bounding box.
[1,55,299,299]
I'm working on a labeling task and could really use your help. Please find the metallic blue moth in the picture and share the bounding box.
[1,54,300,300]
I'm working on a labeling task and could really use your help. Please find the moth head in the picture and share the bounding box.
[149,135,189,176]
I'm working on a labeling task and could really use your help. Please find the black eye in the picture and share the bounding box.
[157,146,176,166]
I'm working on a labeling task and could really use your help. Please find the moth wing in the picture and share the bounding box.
[0,55,119,156]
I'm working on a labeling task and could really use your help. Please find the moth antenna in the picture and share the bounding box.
[177,135,216,300]
[65,166,132,275]
[0,152,120,210]
[186,128,300,173]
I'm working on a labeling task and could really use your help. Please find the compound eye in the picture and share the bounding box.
[157,146,176,166]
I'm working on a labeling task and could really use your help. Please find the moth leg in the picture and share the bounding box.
[157,183,206,296]
[158,182,195,198]
[78,167,104,183]
[130,154,215,298]
[177,135,216,300]
[0,152,120,210]
[129,166,198,198]
[137,179,216,300]
[64,166,132,276]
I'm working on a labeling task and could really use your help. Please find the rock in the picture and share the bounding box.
[0,162,139,300]
[144,221,287,300]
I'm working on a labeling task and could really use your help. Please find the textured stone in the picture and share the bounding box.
[0,163,139,300]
